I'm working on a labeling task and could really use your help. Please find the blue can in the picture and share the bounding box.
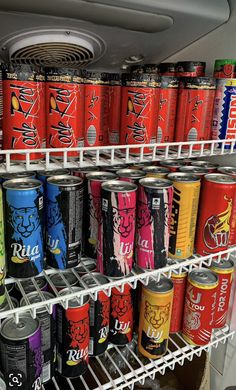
[3,178,44,278]
[46,175,83,269]
[212,78,236,149]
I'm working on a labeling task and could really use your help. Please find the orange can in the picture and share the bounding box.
[138,276,173,359]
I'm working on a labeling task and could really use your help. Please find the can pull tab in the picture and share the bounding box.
[17,321,25,329]
[197,272,208,279]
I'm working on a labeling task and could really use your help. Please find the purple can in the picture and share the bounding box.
[135,177,173,269]
[99,180,137,277]
[0,315,42,390]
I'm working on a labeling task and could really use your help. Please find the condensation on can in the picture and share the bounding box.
[138,277,173,359]
[168,173,201,259]
[195,174,236,255]
[174,77,216,149]
[182,268,218,346]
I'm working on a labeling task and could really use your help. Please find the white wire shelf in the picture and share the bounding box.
[45,325,234,390]
[0,138,236,173]
[3,246,236,323]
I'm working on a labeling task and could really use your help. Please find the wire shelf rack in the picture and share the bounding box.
[0,139,236,173]
[42,325,234,390]
[3,246,236,323]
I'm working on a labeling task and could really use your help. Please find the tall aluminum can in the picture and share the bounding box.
[109,283,133,346]
[108,73,121,145]
[195,174,236,255]
[182,269,218,346]
[138,277,173,359]
[46,175,83,269]
[0,186,5,305]
[2,64,45,161]
[136,178,173,269]
[159,62,176,76]
[45,68,84,158]
[0,315,42,390]
[82,273,110,356]
[84,172,117,259]
[100,180,137,277]
[3,178,44,278]
[56,287,89,377]
[176,61,206,77]
[168,173,201,259]
[210,259,234,328]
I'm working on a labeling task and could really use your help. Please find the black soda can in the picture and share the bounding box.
[20,292,56,384]
[0,315,42,390]
[99,180,137,277]
[46,175,84,270]
[56,287,90,378]
[81,273,110,356]
[3,178,44,278]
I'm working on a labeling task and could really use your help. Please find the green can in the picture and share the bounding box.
[0,186,5,306]
[214,59,236,78]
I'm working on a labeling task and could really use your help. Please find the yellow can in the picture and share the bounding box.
[142,166,170,178]
[168,173,201,259]
[138,276,173,359]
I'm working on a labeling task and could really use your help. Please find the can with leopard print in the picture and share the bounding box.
[182,268,218,346]
[56,287,90,378]
[138,276,173,359]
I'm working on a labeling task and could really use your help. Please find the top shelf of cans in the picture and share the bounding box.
[0,59,236,171]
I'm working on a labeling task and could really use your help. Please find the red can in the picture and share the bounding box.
[193,161,219,173]
[108,74,121,145]
[159,62,177,76]
[2,64,45,161]
[174,77,216,149]
[157,76,179,143]
[56,287,90,377]
[176,61,206,77]
[46,68,84,158]
[168,260,187,334]
[120,73,160,154]
[84,72,109,147]
[182,268,218,346]
[109,283,133,346]
[195,174,236,255]
[210,259,234,328]
[160,159,187,172]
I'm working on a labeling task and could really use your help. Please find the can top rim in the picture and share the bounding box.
[47,174,83,186]
[143,166,170,173]
[217,167,236,175]
[2,178,42,190]
[0,315,39,341]
[86,171,117,181]
[139,177,173,188]
[168,172,200,182]
[189,268,218,286]
[0,297,18,312]
[81,273,109,287]
[210,259,234,271]
[102,180,137,192]
[193,161,218,168]
[59,287,89,307]
[144,276,173,293]
[204,173,236,184]
[20,291,55,313]
[0,171,35,180]
[50,271,78,286]
[39,169,70,177]
[179,166,209,174]
[117,169,146,179]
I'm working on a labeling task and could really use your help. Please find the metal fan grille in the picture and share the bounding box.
[10,42,94,67]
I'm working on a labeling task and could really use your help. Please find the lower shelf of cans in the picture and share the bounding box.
[47,325,234,390]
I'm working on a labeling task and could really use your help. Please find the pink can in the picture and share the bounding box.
[135,177,173,269]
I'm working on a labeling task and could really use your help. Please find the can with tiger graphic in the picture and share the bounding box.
[182,268,218,346]
[138,276,173,359]
[109,283,133,346]
[56,287,89,378]
[210,259,234,328]
[84,172,117,260]
[100,180,137,277]
[82,273,110,356]
[195,174,236,256]
[136,178,173,269]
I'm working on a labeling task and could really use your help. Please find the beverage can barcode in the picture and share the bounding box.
[86,125,97,146]
[89,338,94,355]
[42,362,51,384]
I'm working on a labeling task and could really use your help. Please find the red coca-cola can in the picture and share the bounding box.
[157,76,179,143]
[174,77,216,149]
[2,64,45,161]
[195,174,236,255]
[109,283,133,346]
[120,73,160,154]
[46,68,84,158]
[182,268,218,346]
[160,159,187,172]
[159,62,177,76]
[168,260,187,334]
[176,61,206,77]
[193,161,219,173]
[210,259,234,328]
[108,73,121,145]
[84,72,109,147]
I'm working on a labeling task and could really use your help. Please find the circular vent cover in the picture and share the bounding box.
[2,29,105,68]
